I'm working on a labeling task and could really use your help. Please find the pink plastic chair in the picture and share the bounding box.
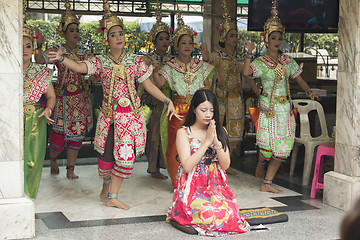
[310,144,335,198]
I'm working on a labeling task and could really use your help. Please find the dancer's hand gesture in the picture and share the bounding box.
[167,102,182,121]
[199,42,210,62]
[39,108,55,125]
[243,38,256,53]
[47,45,66,62]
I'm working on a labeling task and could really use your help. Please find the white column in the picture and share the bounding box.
[0,0,35,239]
[324,0,360,211]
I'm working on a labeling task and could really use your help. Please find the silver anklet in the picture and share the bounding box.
[107,193,118,199]
[103,176,111,184]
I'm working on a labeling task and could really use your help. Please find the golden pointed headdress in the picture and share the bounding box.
[23,0,38,54]
[219,0,237,42]
[99,0,124,46]
[149,0,171,43]
[172,3,196,46]
[58,0,80,35]
[263,0,285,45]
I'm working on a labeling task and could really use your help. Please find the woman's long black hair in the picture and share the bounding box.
[183,89,229,152]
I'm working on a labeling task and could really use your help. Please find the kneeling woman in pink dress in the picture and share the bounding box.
[167,89,250,236]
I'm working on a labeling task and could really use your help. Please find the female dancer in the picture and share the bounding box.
[206,1,246,175]
[139,1,174,180]
[48,0,179,209]
[23,13,56,198]
[167,89,250,236]
[35,0,93,179]
[243,1,318,193]
[153,9,213,187]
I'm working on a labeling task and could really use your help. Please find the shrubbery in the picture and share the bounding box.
[27,19,152,54]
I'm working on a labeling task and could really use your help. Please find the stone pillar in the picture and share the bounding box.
[203,0,237,52]
[323,0,360,211]
[0,0,35,239]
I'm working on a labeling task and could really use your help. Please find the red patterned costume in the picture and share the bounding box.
[83,52,152,179]
[49,46,93,153]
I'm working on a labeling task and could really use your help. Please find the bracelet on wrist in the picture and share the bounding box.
[164,97,171,106]
[306,89,312,96]
[59,55,65,63]
[45,106,53,115]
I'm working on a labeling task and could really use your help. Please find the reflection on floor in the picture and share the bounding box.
[32,156,345,240]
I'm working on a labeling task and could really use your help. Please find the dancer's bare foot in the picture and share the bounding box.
[99,178,111,202]
[151,172,168,180]
[260,182,283,194]
[255,162,266,179]
[50,159,59,175]
[66,166,79,179]
[226,167,238,176]
[106,198,131,210]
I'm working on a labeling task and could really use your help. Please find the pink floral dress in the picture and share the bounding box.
[167,127,250,236]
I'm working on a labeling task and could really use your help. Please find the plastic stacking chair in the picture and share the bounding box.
[310,144,335,198]
[290,99,334,185]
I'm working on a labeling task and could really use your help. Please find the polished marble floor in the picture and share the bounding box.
[30,155,345,240]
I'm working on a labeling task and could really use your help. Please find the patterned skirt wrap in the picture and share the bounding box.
[95,104,146,179]
[166,99,189,186]
[52,88,93,141]
[142,91,166,173]
[167,163,250,236]
[256,98,296,158]
[217,90,244,150]
[24,108,47,199]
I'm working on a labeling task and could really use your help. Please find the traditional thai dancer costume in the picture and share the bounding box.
[23,13,54,198]
[83,2,152,180]
[139,3,174,175]
[210,1,245,152]
[160,11,214,186]
[48,1,93,166]
[250,1,302,162]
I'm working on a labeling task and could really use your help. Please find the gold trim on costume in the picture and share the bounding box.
[172,95,192,105]
[262,92,288,103]
[118,97,131,107]
[219,0,237,42]
[100,0,124,46]
[24,104,41,115]
[58,0,80,35]
[172,3,195,46]
[263,0,285,45]
[149,0,170,43]
[23,0,38,53]
[66,84,78,93]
